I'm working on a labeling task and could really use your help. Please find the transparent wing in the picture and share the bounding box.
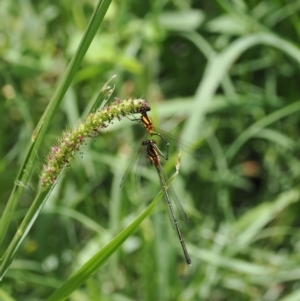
[120,142,144,188]
[134,149,147,186]
[167,184,189,225]
[152,128,206,160]
[156,162,189,226]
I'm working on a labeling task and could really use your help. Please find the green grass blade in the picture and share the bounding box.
[0,0,112,247]
[280,289,300,301]
[232,189,300,246]
[192,247,268,275]
[253,128,297,150]
[181,32,300,144]
[226,101,300,161]
[0,189,49,279]
[0,288,17,301]
[89,75,116,113]
[46,195,161,301]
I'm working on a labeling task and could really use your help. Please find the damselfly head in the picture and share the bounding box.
[137,102,151,115]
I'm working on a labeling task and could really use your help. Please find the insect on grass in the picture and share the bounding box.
[120,139,192,265]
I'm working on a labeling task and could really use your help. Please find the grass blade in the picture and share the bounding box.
[0,0,112,247]
[46,195,161,301]
[226,101,300,161]
[181,32,300,144]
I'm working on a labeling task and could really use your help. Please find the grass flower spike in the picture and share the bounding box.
[40,98,150,188]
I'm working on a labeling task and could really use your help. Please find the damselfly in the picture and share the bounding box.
[144,140,191,265]
[121,139,192,265]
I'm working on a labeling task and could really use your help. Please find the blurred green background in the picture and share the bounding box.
[1,0,300,300]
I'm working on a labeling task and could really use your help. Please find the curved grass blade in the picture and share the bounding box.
[226,101,300,162]
[0,0,113,248]
[0,188,51,279]
[182,32,300,148]
[46,194,161,301]
[90,75,116,113]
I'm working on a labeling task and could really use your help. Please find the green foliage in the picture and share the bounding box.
[1,0,300,300]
